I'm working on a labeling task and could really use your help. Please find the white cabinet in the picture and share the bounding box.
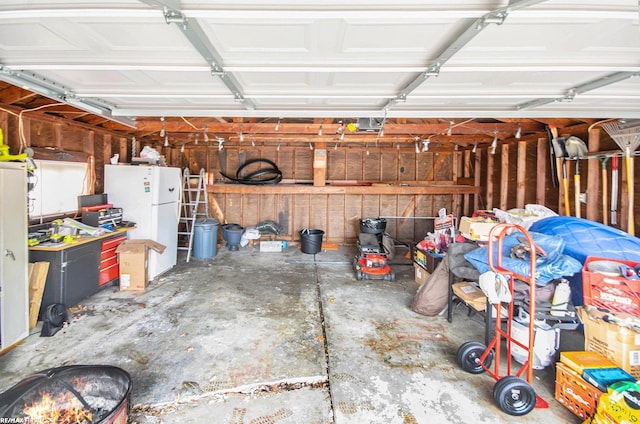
[0,162,28,350]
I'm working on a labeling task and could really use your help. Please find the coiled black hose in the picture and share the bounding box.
[220,158,283,185]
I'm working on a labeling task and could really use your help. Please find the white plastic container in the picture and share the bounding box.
[510,313,560,370]
[550,279,571,317]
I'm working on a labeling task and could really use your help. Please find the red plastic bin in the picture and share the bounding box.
[582,256,640,316]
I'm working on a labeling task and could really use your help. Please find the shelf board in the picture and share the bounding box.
[208,183,480,195]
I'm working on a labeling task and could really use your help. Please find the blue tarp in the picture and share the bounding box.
[528,216,640,305]
[464,231,583,285]
[529,216,640,263]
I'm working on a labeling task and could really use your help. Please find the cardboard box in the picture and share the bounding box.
[458,216,499,241]
[412,246,443,273]
[116,240,166,291]
[414,262,429,285]
[452,282,486,312]
[578,306,640,378]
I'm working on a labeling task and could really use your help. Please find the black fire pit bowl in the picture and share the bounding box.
[0,365,132,424]
[359,217,387,235]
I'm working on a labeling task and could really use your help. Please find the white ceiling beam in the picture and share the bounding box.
[10,64,640,74]
[110,107,640,120]
[1,8,636,21]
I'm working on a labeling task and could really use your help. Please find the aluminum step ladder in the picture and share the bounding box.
[178,168,209,262]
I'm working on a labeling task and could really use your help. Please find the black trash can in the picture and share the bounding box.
[299,228,324,254]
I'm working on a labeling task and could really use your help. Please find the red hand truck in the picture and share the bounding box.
[456,223,549,416]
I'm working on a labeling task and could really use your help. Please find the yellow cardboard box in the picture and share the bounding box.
[452,282,486,312]
[458,216,499,241]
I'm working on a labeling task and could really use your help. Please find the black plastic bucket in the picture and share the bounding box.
[299,228,324,254]
[360,217,387,234]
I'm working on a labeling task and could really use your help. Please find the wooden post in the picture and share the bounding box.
[516,141,526,209]
[452,150,461,217]
[500,144,509,210]
[463,150,472,216]
[486,149,495,209]
[536,138,547,205]
[474,149,482,211]
[313,143,327,187]
[586,128,601,222]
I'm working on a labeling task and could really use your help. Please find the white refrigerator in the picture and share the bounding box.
[104,165,181,280]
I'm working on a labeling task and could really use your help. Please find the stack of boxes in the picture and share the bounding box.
[555,351,633,420]
[412,244,442,285]
[578,256,640,379]
[555,256,640,420]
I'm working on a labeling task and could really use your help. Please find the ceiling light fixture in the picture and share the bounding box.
[164,134,169,147]
[275,118,281,131]
[447,120,454,136]
[415,141,420,153]
[239,130,244,143]
[180,143,185,153]
[309,142,314,150]
[515,123,521,139]
[318,123,323,136]
[491,132,498,155]
[194,133,199,145]
[203,126,209,142]
[160,117,166,137]
[472,141,477,153]
[218,138,224,151]
[277,143,281,151]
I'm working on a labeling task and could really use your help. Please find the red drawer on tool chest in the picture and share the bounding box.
[99,234,127,286]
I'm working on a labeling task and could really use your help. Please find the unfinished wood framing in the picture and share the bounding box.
[1,108,636,241]
[586,128,602,222]
[536,138,547,205]
[517,141,527,209]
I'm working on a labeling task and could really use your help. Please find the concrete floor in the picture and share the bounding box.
[0,244,583,423]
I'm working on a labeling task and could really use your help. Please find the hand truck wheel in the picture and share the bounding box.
[492,376,536,416]
[456,341,493,374]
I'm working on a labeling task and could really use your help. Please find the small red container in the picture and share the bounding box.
[582,256,640,316]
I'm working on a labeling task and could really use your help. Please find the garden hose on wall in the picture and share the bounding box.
[220,158,283,185]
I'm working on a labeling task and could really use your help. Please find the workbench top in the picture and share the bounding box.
[29,227,133,252]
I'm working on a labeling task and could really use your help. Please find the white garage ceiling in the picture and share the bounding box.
[0,0,638,138]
